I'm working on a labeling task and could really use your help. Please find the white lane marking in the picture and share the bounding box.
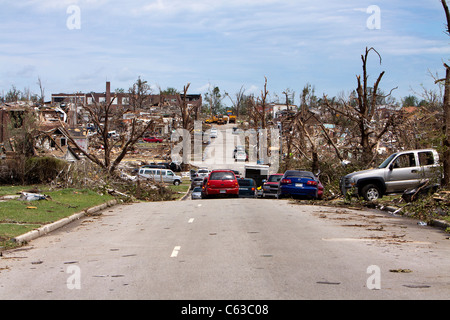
[188,218,195,224]
[171,246,181,258]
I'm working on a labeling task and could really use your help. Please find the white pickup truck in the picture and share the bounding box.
[340,149,441,201]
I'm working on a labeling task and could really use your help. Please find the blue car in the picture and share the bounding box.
[277,170,319,199]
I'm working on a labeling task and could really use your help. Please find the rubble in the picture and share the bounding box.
[18,192,48,201]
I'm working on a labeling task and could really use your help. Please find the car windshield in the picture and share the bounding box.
[268,175,282,182]
[210,171,235,180]
[378,153,397,168]
[193,187,202,192]
[198,170,209,173]
[285,171,315,179]
[238,179,253,186]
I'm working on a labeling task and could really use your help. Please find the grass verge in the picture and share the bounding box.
[0,186,114,251]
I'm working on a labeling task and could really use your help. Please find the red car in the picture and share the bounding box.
[143,136,163,143]
[318,181,324,200]
[262,173,284,198]
[203,170,239,198]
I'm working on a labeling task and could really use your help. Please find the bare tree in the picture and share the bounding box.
[225,85,246,118]
[37,77,45,104]
[252,77,269,129]
[440,0,450,186]
[63,77,155,175]
[128,76,152,111]
[323,47,398,167]
[176,83,195,131]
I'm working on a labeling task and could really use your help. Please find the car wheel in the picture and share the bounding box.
[361,184,381,201]
[173,180,181,186]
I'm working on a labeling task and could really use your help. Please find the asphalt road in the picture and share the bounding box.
[0,197,449,300]
[1,123,449,301]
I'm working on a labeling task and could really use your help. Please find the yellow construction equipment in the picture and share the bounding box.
[205,115,218,124]
[227,110,236,123]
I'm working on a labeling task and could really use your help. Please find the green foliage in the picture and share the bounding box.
[24,157,67,184]
[0,157,68,185]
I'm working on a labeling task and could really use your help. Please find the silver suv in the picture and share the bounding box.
[340,149,440,201]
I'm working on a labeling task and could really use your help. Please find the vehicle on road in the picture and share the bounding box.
[262,173,284,198]
[203,170,239,198]
[317,180,324,200]
[210,128,218,138]
[235,150,248,162]
[197,168,210,179]
[191,187,202,200]
[138,168,182,185]
[244,164,270,190]
[238,178,257,198]
[191,177,204,189]
[233,145,245,158]
[340,149,441,201]
[277,170,320,199]
[143,136,163,143]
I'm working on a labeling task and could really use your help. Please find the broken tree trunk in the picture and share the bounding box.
[443,63,450,186]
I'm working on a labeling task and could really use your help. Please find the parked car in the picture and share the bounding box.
[201,177,208,198]
[191,177,204,189]
[235,150,248,162]
[210,128,218,138]
[277,170,320,199]
[191,187,203,200]
[232,170,241,179]
[138,168,182,185]
[340,149,441,201]
[197,168,210,179]
[143,136,163,143]
[238,178,257,198]
[233,145,245,158]
[262,173,284,198]
[141,164,166,169]
[190,169,197,180]
[203,170,239,198]
[317,180,324,200]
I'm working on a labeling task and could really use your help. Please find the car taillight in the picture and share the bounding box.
[307,180,318,186]
[280,179,291,184]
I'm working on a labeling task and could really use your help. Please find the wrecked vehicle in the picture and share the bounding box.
[340,149,441,201]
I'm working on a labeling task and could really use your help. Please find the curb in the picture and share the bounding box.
[12,199,119,245]
[378,204,450,231]
[179,189,191,201]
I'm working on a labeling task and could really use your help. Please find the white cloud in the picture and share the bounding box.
[0,0,447,100]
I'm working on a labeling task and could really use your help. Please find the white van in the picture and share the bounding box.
[138,168,182,185]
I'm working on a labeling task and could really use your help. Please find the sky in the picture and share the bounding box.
[0,0,449,106]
